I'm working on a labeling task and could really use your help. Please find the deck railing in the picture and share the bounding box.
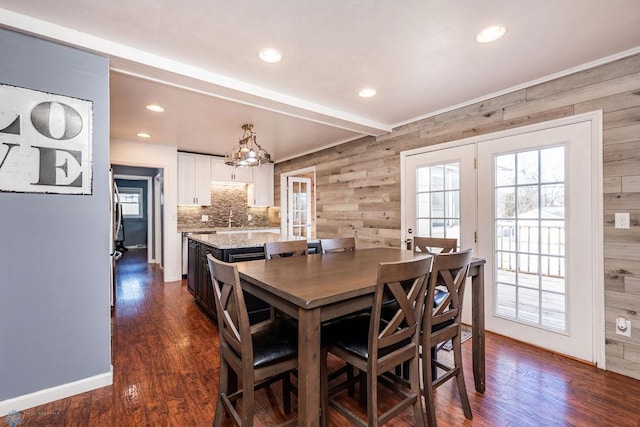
[496,224,564,278]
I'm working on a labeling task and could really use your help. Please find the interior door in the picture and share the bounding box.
[477,121,596,362]
[287,176,312,237]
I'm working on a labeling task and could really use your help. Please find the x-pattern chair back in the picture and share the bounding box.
[320,237,356,254]
[264,240,309,259]
[371,258,431,361]
[414,236,457,254]
[209,256,252,361]
[429,251,471,322]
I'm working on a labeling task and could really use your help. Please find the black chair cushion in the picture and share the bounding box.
[252,318,298,369]
[322,313,410,359]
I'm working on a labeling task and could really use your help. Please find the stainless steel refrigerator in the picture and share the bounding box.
[109,168,123,307]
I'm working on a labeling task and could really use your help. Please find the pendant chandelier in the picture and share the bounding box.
[224,123,272,167]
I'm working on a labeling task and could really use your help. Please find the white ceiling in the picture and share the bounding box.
[1,1,640,162]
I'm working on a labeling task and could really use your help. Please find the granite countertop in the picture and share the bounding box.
[179,226,280,234]
[188,232,317,249]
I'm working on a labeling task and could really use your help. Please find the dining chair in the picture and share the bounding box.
[320,256,432,427]
[413,236,457,254]
[320,237,356,253]
[421,249,473,426]
[207,254,298,426]
[264,240,309,259]
[414,236,458,373]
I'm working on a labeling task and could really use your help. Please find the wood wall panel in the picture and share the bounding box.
[274,52,640,379]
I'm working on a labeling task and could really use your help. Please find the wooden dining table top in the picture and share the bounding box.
[237,247,485,310]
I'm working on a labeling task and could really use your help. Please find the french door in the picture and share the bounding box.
[404,144,476,322]
[403,117,602,363]
[287,176,312,237]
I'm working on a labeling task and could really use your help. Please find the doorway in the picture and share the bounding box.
[112,165,164,266]
[402,112,604,365]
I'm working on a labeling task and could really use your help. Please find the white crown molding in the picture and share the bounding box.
[392,46,640,129]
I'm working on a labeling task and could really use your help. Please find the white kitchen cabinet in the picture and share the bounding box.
[210,157,253,183]
[248,163,274,206]
[178,153,212,205]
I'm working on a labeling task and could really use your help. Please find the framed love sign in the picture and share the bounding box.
[0,83,93,195]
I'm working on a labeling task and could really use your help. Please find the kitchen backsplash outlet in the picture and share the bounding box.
[178,184,270,229]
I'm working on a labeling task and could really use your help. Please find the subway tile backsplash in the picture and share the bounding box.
[177,183,273,229]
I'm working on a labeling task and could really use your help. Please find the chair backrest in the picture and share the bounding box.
[264,240,309,259]
[414,236,457,254]
[320,237,356,254]
[207,254,253,362]
[369,256,432,357]
[424,249,473,332]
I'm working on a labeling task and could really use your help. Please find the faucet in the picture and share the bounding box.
[228,209,234,228]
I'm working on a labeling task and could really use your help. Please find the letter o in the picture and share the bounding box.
[31,102,83,140]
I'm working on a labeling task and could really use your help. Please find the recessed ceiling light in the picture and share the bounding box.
[475,25,507,43]
[146,104,164,113]
[137,132,151,138]
[358,88,377,98]
[258,48,282,64]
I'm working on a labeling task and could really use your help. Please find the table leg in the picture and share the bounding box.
[471,263,486,393]
[298,307,321,426]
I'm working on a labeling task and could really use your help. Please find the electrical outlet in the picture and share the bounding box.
[616,316,631,337]
[248,214,253,221]
[201,215,209,222]
[615,213,630,229]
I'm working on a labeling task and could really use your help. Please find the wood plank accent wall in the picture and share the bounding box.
[275,53,640,380]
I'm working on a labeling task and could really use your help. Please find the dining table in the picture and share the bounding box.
[237,247,486,427]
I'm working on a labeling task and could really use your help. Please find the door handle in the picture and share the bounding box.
[405,238,412,251]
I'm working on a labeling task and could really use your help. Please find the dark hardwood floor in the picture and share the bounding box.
[4,248,640,426]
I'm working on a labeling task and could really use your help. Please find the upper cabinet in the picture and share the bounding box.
[210,157,253,183]
[249,163,274,207]
[178,153,212,205]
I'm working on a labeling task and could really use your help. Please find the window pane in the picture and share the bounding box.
[417,193,430,217]
[496,154,515,186]
[496,283,516,318]
[541,146,564,183]
[517,151,538,185]
[541,184,564,218]
[518,287,540,323]
[517,186,539,218]
[445,163,460,190]
[417,167,430,192]
[517,220,539,253]
[445,219,460,241]
[430,192,444,218]
[541,292,565,330]
[496,187,516,219]
[430,165,444,191]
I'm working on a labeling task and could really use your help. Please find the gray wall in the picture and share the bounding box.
[0,28,111,401]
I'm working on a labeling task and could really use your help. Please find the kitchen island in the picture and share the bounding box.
[187,232,320,323]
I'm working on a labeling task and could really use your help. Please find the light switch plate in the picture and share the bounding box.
[201,215,209,222]
[615,213,630,229]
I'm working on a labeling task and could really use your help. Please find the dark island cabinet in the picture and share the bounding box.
[187,238,320,324]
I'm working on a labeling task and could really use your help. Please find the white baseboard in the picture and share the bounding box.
[0,367,113,417]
